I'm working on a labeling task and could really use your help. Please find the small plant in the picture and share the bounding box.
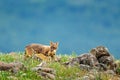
[116,68,120,75]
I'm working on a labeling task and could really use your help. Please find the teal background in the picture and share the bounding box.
[0,0,120,58]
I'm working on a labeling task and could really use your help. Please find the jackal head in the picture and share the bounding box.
[48,41,59,57]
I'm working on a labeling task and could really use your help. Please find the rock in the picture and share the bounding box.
[40,67,55,74]
[88,69,99,76]
[79,64,92,71]
[40,72,55,80]
[31,62,56,79]
[63,46,120,80]
[105,70,115,75]
[90,46,117,72]
[98,63,108,71]
[0,61,26,73]
[31,67,42,71]
[31,67,55,74]
[63,46,118,79]
[90,46,110,59]
[85,69,102,80]
[64,53,99,68]
[82,76,90,80]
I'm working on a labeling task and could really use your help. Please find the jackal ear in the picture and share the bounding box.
[50,41,53,45]
[56,42,59,46]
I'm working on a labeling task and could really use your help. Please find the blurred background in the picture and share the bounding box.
[0,0,120,58]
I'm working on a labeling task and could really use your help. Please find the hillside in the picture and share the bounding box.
[0,52,120,80]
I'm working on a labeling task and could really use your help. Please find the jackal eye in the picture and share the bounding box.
[51,46,56,50]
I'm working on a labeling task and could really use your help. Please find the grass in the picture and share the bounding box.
[0,52,120,80]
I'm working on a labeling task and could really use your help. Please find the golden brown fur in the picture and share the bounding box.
[24,42,59,61]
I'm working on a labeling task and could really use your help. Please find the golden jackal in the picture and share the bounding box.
[24,41,59,61]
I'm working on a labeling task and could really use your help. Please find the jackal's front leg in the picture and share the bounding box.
[34,54,50,62]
